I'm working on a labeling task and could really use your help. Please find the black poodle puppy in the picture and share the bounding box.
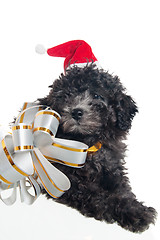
[39,63,156,233]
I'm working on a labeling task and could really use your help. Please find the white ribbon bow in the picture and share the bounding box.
[0,102,101,205]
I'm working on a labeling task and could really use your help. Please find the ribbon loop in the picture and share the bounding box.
[0,135,29,184]
[19,176,41,205]
[40,138,88,168]
[0,183,17,205]
[16,102,43,124]
[33,109,61,147]
[33,148,70,198]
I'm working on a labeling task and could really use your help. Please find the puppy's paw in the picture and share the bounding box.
[113,198,157,233]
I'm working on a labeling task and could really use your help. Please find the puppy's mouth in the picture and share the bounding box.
[60,108,102,136]
[60,117,83,134]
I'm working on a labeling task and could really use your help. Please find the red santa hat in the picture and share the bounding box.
[35,40,100,71]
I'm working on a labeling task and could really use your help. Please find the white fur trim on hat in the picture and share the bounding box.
[68,61,102,70]
[35,44,46,54]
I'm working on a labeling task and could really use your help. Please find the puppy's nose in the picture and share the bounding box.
[71,108,84,120]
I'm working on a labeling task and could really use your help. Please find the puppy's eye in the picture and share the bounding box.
[93,94,104,101]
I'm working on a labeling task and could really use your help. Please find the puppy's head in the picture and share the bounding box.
[39,64,138,142]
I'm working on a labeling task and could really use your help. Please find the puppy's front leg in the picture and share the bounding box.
[100,168,156,232]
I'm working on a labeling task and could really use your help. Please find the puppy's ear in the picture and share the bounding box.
[115,93,138,131]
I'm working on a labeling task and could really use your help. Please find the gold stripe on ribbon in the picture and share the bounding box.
[0,174,13,185]
[33,166,58,199]
[33,152,64,198]
[14,145,33,151]
[12,125,32,131]
[38,106,43,111]
[12,126,20,131]
[19,102,28,123]
[45,155,85,167]
[1,139,29,177]
[35,111,60,122]
[33,127,54,136]
[52,143,88,152]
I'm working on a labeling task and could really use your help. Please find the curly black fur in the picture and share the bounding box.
[38,64,157,233]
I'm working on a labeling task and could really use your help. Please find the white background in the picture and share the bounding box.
[0,0,159,239]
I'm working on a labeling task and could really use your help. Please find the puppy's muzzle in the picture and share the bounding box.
[71,108,84,121]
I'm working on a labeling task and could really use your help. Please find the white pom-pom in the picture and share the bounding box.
[35,44,46,54]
